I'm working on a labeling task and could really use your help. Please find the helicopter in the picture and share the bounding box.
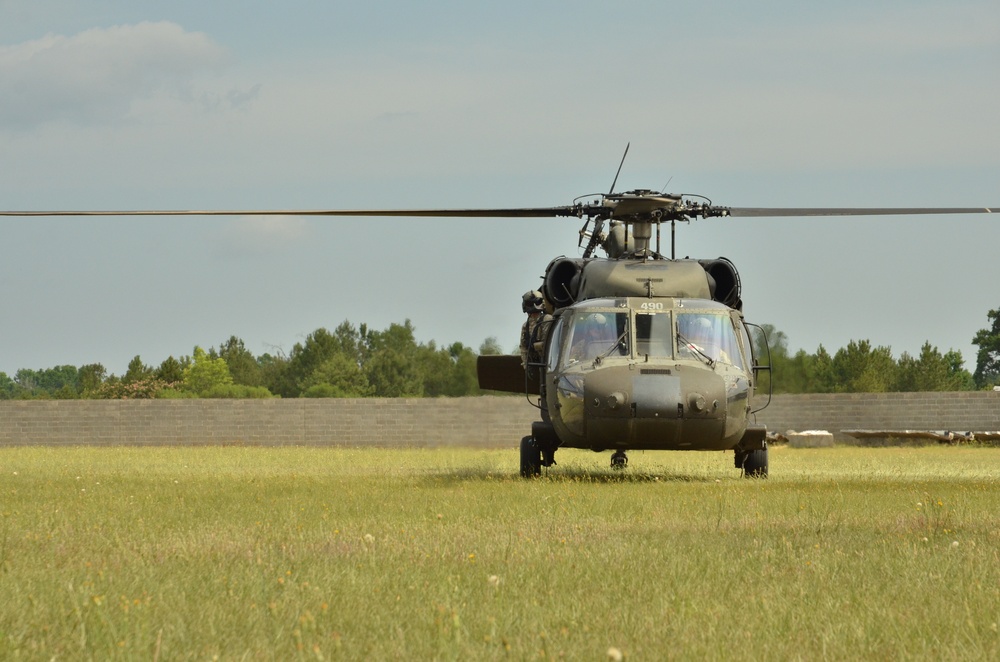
[1,152,995,478]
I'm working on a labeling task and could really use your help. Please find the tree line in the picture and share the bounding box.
[753,306,1000,393]
[0,320,506,400]
[2,309,999,399]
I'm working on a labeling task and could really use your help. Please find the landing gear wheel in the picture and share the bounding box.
[520,436,542,478]
[610,450,628,470]
[740,447,769,478]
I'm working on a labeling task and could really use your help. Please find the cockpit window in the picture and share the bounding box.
[676,312,744,368]
[563,312,628,364]
[635,313,673,357]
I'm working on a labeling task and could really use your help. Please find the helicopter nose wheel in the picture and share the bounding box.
[520,436,542,478]
[610,450,628,470]
[736,447,769,479]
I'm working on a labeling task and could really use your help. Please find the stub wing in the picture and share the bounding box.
[476,355,540,395]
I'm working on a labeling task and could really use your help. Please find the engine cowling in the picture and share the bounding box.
[542,256,742,311]
[699,258,742,310]
[542,257,586,309]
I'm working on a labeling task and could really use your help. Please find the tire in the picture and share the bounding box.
[742,447,768,478]
[520,436,542,478]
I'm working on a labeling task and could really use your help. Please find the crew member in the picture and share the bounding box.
[520,290,545,369]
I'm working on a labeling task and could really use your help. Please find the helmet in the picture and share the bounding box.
[688,316,713,338]
[522,290,544,313]
[581,313,607,334]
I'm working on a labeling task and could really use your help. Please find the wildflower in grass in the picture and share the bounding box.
[488,575,500,588]
[951,540,960,548]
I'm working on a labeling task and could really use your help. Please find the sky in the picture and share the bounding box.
[1,0,998,376]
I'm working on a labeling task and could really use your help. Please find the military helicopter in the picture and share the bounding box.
[2,150,995,478]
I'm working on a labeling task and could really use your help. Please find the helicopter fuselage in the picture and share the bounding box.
[537,296,757,453]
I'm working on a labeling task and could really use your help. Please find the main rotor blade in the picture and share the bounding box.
[0,206,582,218]
[726,206,995,217]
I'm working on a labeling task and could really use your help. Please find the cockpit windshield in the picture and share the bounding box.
[635,312,673,357]
[564,311,628,364]
[555,303,745,370]
[676,311,744,368]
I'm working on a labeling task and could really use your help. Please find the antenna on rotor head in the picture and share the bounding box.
[608,143,630,195]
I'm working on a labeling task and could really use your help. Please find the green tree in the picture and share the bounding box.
[896,343,974,392]
[448,342,481,396]
[809,345,836,392]
[156,356,186,384]
[943,350,976,391]
[300,353,372,397]
[123,356,153,384]
[362,321,424,397]
[258,352,293,398]
[830,340,896,392]
[749,324,792,393]
[366,347,423,397]
[182,347,234,396]
[217,336,263,386]
[78,363,107,395]
[13,366,79,398]
[972,308,1000,388]
[283,324,364,397]
[412,341,481,397]
[781,349,814,394]
[332,321,364,364]
[0,372,16,399]
[414,342,453,396]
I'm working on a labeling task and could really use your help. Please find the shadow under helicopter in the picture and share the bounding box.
[419,464,752,486]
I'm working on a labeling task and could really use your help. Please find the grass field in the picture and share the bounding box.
[1,445,998,660]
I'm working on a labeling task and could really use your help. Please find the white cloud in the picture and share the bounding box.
[0,21,229,128]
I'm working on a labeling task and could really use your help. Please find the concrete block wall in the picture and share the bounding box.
[0,397,539,447]
[753,392,1000,435]
[1,392,998,447]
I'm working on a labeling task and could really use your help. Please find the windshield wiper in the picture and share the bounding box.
[598,329,630,361]
[677,332,715,367]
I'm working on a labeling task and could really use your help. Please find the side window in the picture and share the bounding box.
[547,319,565,371]
[738,320,754,369]
[719,319,743,369]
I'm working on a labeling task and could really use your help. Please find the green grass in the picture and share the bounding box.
[1,445,998,660]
